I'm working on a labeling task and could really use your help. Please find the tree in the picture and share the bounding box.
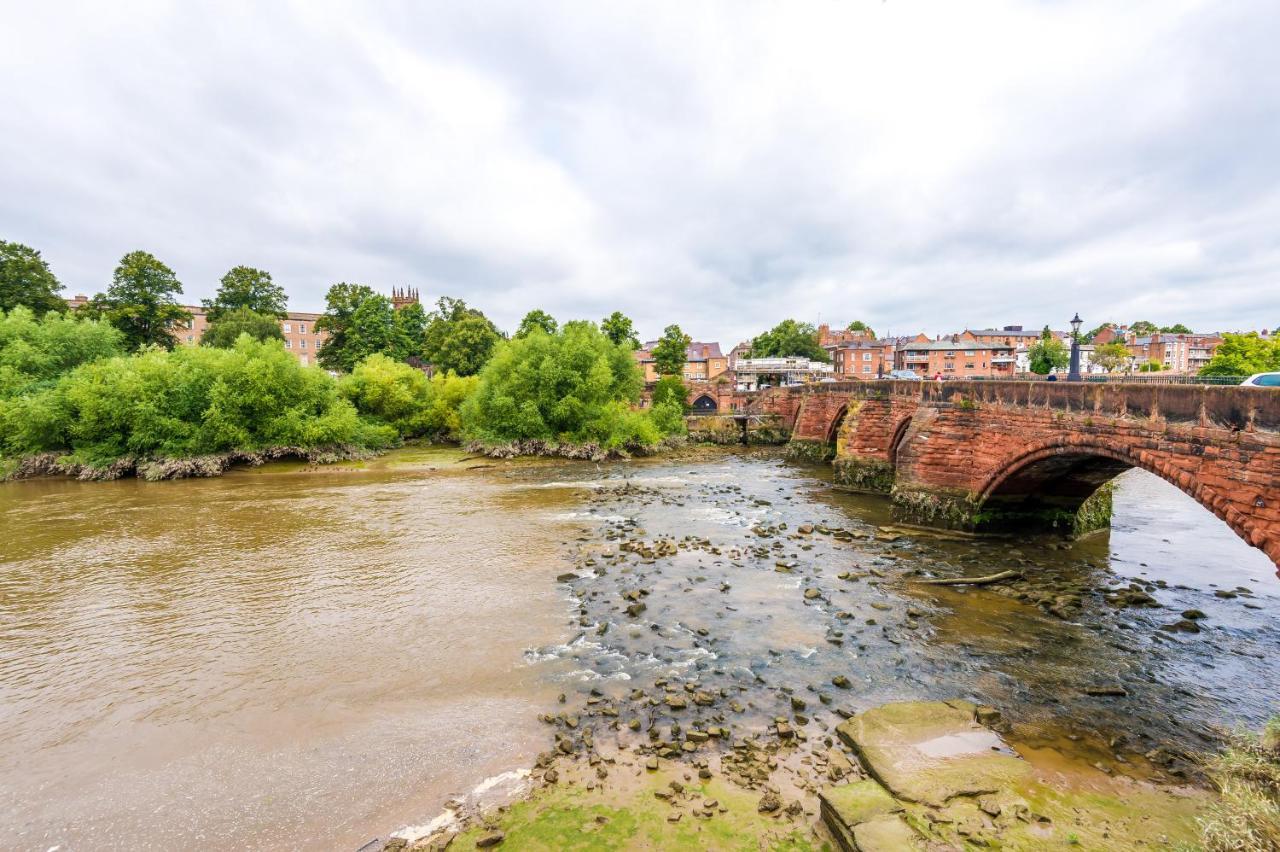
[338,352,478,440]
[202,266,287,321]
[1199,333,1280,377]
[601,311,639,349]
[1139,360,1165,373]
[652,374,689,412]
[847,320,876,337]
[422,296,502,376]
[1129,320,1159,337]
[316,283,378,371]
[750,319,829,362]
[459,320,679,451]
[394,300,428,356]
[1028,326,1069,375]
[87,251,191,351]
[1160,323,1193,334]
[200,308,286,348]
[1092,342,1130,373]
[515,309,558,338]
[651,324,692,376]
[0,240,65,315]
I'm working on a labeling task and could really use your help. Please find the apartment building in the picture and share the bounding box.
[1124,332,1222,373]
[634,341,728,383]
[831,338,896,379]
[895,334,1017,377]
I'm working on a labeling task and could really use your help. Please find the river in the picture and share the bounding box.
[1,446,1277,850]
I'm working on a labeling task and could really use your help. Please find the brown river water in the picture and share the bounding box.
[1,445,1277,850]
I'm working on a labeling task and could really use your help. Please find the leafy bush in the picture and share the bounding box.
[338,353,477,439]
[0,336,391,469]
[0,306,124,398]
[652,374,689,411]
[460,320,677,452]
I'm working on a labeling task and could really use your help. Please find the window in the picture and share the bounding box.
[1253,374,1280,387]
[862,365,872,373]
[299,339,306,349]
[284,340,291,349]
[965,363,975,370]
[298,323,306,334]
[186,335,193,343]
[283,323,292,333]
[863,352,872,361]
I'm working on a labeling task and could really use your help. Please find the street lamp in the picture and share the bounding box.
[1067,313,1083,382]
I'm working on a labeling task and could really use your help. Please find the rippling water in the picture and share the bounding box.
[1,447,1276,850]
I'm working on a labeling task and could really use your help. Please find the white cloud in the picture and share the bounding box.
[1,0,1277,342]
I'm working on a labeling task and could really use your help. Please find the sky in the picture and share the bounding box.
[1,0,1277,345]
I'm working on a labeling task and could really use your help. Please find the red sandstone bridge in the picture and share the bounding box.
[734,380,1280,567]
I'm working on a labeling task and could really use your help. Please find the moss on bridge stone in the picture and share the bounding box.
[686,415,742,445]
[1070,480,1114,538]
[893,482,1115,538]
[891,487,980,531]
[785,438,833,462]
[833,456,896,493]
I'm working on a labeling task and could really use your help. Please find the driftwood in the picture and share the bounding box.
[914,569,1022,586]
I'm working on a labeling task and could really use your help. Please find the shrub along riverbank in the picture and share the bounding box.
[0,308,685,481]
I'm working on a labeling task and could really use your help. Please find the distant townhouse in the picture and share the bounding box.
[830,337,896,379]
[634,341,728,384]
[1123,332,1223,373]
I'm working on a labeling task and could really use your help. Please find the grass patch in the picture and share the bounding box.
[1199,717,1280,851]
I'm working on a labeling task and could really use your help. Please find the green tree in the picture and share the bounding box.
[601,311,640,349]
[202,266,287,321]
[200,308,285,348]
[1028,327,1069,375]
[1160,323,1193,334]
[1092,342,1130,373]
[395,300,428,357]
[652,374,689,412]
[1129,320,1159,336]
[87,251,191,351]
[515,309,558,338]
[651,324,692,376]
[750,319,829,362]
[338,353,478,440]
[422,297,502,376]
[316,283,377,371]
[342,296,408,371]
[460,320,679,452]
[1199,333,1280,377]
[0,240,65,315]
[0,306,123,398]
[846,320,876,337]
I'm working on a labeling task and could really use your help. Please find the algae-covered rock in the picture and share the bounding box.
[852,814,924,851]
[836,699,1030,806]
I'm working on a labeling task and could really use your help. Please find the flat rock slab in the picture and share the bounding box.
[820,780,920,852]
[836,699,1031,807]
[852,814,926,851]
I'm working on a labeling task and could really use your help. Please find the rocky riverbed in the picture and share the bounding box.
[383,446,1279,850]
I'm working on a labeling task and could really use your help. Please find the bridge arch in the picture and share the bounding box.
[691,393,718,414]
[972,438,1248,548]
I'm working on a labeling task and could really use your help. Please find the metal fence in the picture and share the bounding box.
[963,373,1241,386]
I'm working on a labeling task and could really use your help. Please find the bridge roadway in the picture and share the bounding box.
[734,380,1280,568]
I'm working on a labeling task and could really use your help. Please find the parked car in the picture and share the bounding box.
[1240,372,1280,387]
[888,370,922,380]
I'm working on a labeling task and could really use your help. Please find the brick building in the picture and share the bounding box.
[830,338,896,379]
[895,335,1016,378]
[634,341,728,383]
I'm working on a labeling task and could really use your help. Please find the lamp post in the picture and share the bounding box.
[1067,313,1083,382]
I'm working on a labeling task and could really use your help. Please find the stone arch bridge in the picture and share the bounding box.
[739,380,1280,567]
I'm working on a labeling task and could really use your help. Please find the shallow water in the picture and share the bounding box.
[0,446,1276,849]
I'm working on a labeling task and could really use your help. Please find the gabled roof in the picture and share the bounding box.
[638,341,724,362]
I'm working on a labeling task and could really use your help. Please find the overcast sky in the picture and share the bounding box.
[2,1,1277,343]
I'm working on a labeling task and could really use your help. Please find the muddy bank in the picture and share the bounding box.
[0,443,380,481]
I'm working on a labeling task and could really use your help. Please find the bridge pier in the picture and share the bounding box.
[890,480,1115,539]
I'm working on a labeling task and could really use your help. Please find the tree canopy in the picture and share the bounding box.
[651,324,691,376]
[651,374,689,412]
[201,308,285,348]
[1199,333,1280,377]
[0,306,123,398]
[1160,323,1193,334]
[1091,342,1130,373]
[515,309,558,338]
[422,297,502,376]
[601,311,640,349]
[750,319,829,362]
[0,240,65,316]
[460,320,681,452]
[86,251,191,351]
[202,266,287,321]
[1128,320,1159,337]
[846,320,875,337]
[1028,327,1069,374]
[338,353,476,440]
